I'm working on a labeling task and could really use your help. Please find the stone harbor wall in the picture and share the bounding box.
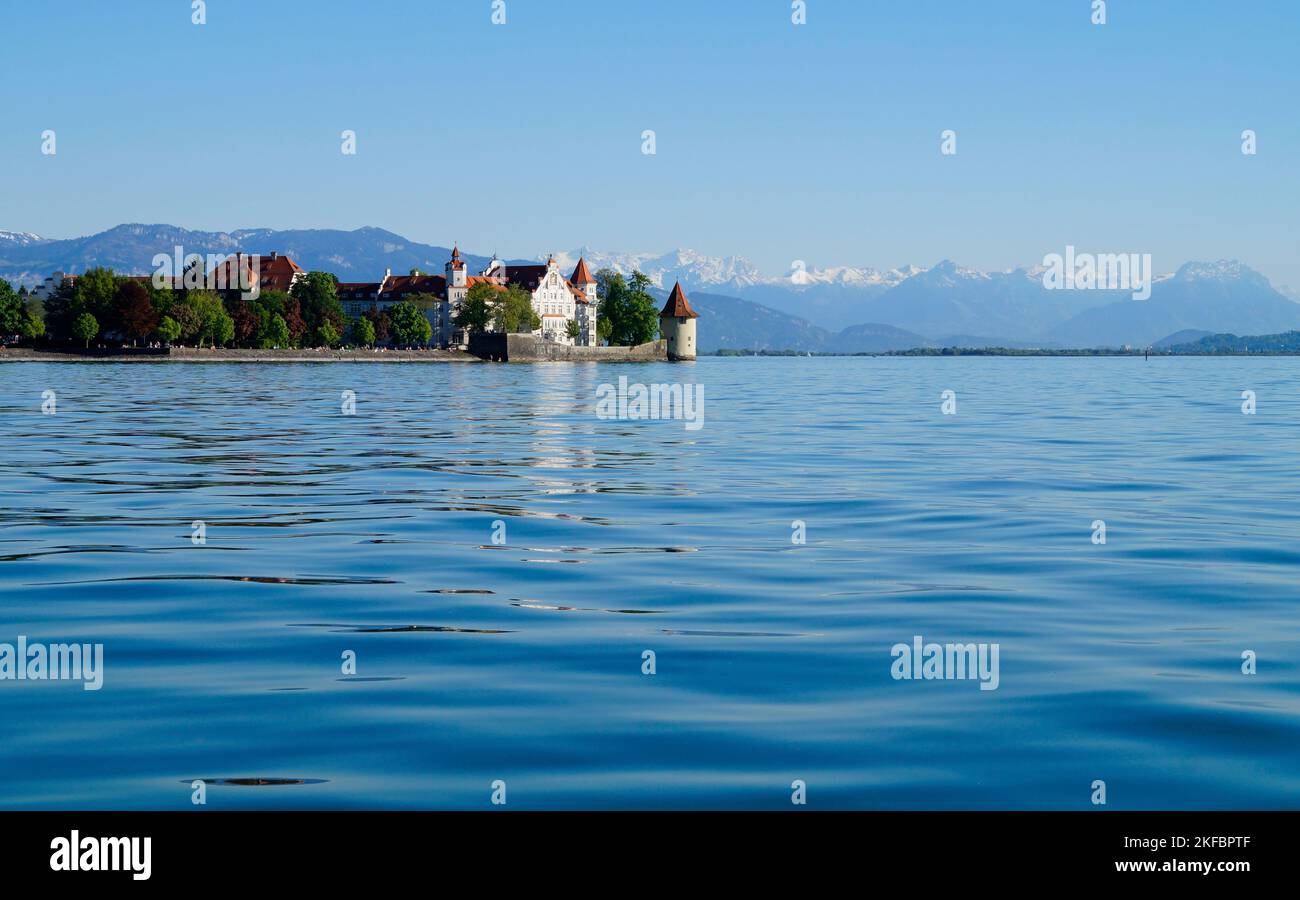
[1,340,669,363]
[0,346,477,363]
[165,347,476,362]
[469,333,667,362]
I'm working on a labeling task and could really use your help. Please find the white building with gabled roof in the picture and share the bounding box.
[338,246,598,348]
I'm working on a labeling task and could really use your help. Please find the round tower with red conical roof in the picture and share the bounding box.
[659,281,699,360]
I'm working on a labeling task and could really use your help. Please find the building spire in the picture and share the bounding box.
[660,281,699,319]
[570,257,595,285]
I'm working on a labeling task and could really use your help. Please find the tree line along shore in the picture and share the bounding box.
[0,264,665,354]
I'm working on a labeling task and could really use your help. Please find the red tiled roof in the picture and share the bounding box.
[206,253,304,293]
[466,276,506,292]
[380,273,447,300]
[660,282,699,319]
[569,258,595,285]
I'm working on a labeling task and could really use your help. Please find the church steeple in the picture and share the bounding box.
[570,257,597,303]
[570,257,594,285]
[446,244,467,288]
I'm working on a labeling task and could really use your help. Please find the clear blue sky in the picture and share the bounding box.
[2,0,1297,287]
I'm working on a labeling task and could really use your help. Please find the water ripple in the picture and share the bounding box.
[3,357,1299,809]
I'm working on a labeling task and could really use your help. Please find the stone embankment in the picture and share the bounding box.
[469,334,667,362]
[1,338,670,363]
[0,346,478,363]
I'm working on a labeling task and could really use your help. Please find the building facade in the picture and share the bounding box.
[30,246,601,350]
[339,247,598,348]
[207,252,306,295]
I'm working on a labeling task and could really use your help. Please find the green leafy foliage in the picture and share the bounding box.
[156,316,181,343]
[71,312,98,348]
[389,301,432,346]
[349,316,376,347]
[454,283,497,335]
[597,269,659,346]
[494,285,540,333]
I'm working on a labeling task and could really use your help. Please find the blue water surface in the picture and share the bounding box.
[0,357,1297,809]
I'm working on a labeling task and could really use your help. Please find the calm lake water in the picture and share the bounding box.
[1,357,1297,809]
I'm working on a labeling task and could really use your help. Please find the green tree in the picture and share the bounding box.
[566,319,581,341]
[20,306,45,341]
[494,285,540,333]
[156,316,181,344]
[72,312,99,348]
[74,268,118,326]
[407,292,439,314]
[1,283,46,343]
[146,282,177,319]
[290,271,344,338]
[596,269,660,346]
[169,302,202,343]
[256,290,289,319]
[258,313,291,348]
[350,316,376,347]
[620,271,661,345]
[175,290,234,347]
[315,321,340,347]
[389,301,432,346]
[0,280,25,334]
[42,279,78,342]
[211,310,236,347]
[595,269,625,343]
[453,283,497,335]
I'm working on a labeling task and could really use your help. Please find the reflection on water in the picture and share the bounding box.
[1,357,1298,809]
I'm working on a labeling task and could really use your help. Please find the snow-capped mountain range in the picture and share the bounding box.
[0,231,48,248]
[549,247,929,293]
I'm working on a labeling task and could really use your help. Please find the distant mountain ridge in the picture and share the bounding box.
[0,231,49,249]
[0,224,525,287]
[645,288,930,354]
[3,224,1296,352]
[1044,261,1300,347]
[604,251,1300,350]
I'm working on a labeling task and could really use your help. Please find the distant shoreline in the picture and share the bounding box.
[708,348,1300,358]
[1,335,672,364]
[7,346,1300,363]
